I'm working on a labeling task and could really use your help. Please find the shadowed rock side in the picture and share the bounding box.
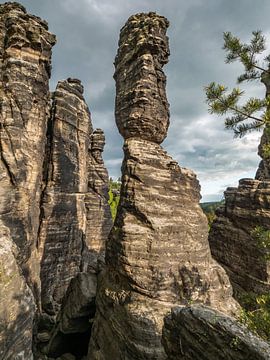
[209,178,270,300]
[0,222,35,360]
[88,13,239,360]
[0,1,55,293]
[37,79,112,357]
[39,78,93,316]
[86,128,113,272]
[162,305,270,360]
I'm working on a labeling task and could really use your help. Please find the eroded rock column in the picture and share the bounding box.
[0,3,55,358]
[37,79,112,358]
[88,13,239,360]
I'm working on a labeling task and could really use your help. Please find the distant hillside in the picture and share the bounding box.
[200,201,224,226]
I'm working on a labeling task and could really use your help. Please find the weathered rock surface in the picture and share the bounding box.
[0,2,55,358]
[162,305,270,360]
[88,13,239,360]
[114,12,170,144]
[0,4,112,359]
[209,178,270,299]
[0,1,56,293]
[38,78,111,323]
[0,222,35,360]
[44,273,96,359]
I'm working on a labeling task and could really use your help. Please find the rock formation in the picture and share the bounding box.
[36,78,112,358]
[209,178,270,300]
[0,0,55,297]
[209,67,270,302]
[0,222,35,360]
[38,78,111,316]
[162,305,270,360]
[88,12,239,360]
[0,2,55,358]
[0,3,112,359]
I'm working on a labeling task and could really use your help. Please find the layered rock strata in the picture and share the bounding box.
[37,79,112,356]
[88,13,239,360]
[209,69,270,301]
[0,2,55,358]
[0,4,112,359]
[0,222,35,360]
[162,305,270,360]
[114,12,170,144]
[0,0,55,294]
[209,178,270,299]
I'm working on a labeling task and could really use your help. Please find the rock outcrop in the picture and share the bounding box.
[0,4,112,359]
[209,178,270,300]
[37,78,112,358]
[0,0,55,296]
[88,12,239,360]
[162,305,270,360]
[209,68,270,301]
[0,222,35,360]
[38,78,112,316]
[0,2,55,358]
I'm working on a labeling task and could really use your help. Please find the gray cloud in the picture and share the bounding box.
[13,0,270,200]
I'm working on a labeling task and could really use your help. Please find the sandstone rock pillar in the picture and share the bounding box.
[88,12,239,360]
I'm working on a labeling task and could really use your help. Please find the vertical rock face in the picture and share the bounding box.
[209,179,270,299]
[162,305,270,360]
[0,4,112,358]
[86,128,113,271]
[114,12,170,144]
[88,13,239,360]
[0,2,55,358]
[39,78,112,315]
[0,1,56,289]
[0,222,35,360]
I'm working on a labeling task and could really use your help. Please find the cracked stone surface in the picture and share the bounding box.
[38,78,112,316]
[162,305,270,360]
[88,12,239,360]
[114,12,170,144]
[0,221,36,360]
[209,178,270,301]
[0,0,55,296]
[0,4,112,359]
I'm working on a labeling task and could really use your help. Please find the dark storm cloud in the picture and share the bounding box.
[12,0,270,199]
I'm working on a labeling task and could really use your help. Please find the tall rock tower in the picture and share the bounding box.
[88,12,239,360]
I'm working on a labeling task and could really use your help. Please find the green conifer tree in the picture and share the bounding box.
[205,31,270,138]
[205,31,270,179]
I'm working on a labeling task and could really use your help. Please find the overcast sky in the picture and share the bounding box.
[12,0,270,201]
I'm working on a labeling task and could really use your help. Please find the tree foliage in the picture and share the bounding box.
[205,31,270,137]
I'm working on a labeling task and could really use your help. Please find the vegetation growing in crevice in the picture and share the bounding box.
[108,178,121,220]
[238,227,270,341]
[239,292,270,341]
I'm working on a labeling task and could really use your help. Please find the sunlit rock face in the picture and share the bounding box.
[88,12,239,360]
[0,0,55,295]
[0,2,55,358]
